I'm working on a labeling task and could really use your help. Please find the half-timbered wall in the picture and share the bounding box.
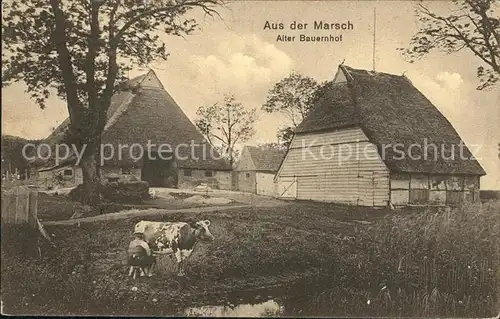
[390,172,481,206]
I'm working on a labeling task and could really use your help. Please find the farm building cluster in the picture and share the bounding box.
[32,65,485,207]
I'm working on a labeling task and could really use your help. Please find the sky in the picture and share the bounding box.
[1,1,499,189]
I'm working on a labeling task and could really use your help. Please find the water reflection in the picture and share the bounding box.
[184,299,284,317]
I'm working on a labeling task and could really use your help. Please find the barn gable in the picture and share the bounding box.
[235,147,257,171]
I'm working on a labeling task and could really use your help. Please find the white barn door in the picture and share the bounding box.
[276,176,297,199]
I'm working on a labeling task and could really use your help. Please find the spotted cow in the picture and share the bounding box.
[133,220,214,276]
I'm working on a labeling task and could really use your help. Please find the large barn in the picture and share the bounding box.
[37,70,232,190]
[275,65,486,207]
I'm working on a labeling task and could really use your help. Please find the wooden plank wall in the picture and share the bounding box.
[276,127,390,206]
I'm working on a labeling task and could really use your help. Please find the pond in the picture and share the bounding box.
[184,299,284,317]
[175,274,498,318]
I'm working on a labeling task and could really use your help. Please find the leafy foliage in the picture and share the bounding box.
[195,95,258,166]
[400,0,500,90]
[263,73,332,147]
[274,127,293,149]
[2,0,223,203]
[262,72,320,127]
[2,0,223,142]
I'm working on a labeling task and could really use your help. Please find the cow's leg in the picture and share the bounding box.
[147,255,156,277]
[174,249,193,277]
[128,265,134,277]
[174,249,184,276]
[180,250,193,277]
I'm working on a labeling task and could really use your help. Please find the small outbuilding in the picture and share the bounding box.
[235,146,286,196]
[274,65,486,207]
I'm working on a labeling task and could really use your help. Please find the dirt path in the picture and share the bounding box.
[43,205,249,226]
[41,188,290,226]
[151,187,289,208]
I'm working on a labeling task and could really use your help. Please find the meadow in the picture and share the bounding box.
[1,198,499,317]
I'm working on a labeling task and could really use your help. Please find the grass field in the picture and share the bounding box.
[2,198,499,317]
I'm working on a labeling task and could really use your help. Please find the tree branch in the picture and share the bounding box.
[49,0,84,130]
[471,4,500,71]
[86,0,101,124]
[210,133,227,145]
[114,0,221,46]
[418,4,496,70]
[466,0,500,47]
[219,124,230,141]
[98,1,121,134]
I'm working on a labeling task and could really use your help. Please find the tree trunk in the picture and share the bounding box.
[80,150,100,206]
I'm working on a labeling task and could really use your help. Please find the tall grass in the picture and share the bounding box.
[303,201,500,317]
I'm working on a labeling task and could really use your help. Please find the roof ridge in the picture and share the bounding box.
[103,92,135,132]
[143,68,166,90]
[339,64,355,82]
[343,65,411,80]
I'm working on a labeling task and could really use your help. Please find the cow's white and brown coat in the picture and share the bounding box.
[133,220,214,276]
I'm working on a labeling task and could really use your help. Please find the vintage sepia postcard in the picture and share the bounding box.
[1,0,499,317]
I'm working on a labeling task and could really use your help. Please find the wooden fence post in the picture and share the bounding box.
[1,186,38,228]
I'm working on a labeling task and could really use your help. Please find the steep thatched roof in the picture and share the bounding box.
[295,65,486,176]
[42,70,231,170]
[246,146,286,172]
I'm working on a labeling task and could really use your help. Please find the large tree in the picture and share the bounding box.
[400,0,500,90]
[263,73,331,148]
[195,95,258,167]
[2,0,223,204]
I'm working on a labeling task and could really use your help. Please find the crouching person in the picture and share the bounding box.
[127,232,155,279]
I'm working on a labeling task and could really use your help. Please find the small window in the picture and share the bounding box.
[122,167,131,174]
[184,169,192,177]
[63,169,73,176]
[204,170,213,177]
[246,172,250,178]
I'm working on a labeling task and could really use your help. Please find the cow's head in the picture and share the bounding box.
[192,220,214,242]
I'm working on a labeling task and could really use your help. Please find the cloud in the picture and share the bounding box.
[408,70,466,118]
[182,33,294,145]
[187,33,293,98]
[436,71,463,90]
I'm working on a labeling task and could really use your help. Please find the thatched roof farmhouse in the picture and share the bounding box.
[275,65,485,206]
[37,70,232,190]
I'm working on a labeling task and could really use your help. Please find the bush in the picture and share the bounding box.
[100,180,149,203]
[480,190,500,201]
[69,180,149,204]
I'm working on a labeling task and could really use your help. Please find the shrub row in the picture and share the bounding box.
[69,180,149,204]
